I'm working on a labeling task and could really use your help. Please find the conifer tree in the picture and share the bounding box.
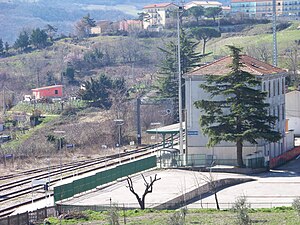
[194,46,281,167]
[14,31,30,51]
[0,38,3,55]
[156,28,205,121]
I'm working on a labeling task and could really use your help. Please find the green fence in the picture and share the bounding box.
[54,156,157,203]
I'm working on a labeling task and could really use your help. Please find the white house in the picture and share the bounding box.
[184,55,294,166]
[184,1,222,9]
[142,3,179,30]
[285,90,300,136]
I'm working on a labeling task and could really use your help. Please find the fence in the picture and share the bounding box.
[270,146,300,168]
[0,207,57,225]
[54,155,157,202]
[57,201,294,214]
[158,153,265,169]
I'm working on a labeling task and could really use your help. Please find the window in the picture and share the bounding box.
[268,81,271,97]
[278,105,280,121]
[278,79,280,95]
[282,104,285,120]
[55,90,58,95]
[282,78,285,94]
[263,82,266,91]
[273,80,276,96]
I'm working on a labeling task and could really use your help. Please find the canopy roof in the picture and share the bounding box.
[146,123,185,134]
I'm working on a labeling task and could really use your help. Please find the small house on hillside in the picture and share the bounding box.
[32,85,63,100]
[119,19,143,32]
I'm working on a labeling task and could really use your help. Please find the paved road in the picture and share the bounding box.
[188,157,300,209]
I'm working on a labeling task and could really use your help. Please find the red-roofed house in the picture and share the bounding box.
[184,55,294,167]
[32,85,63,100]
[142,3,179,30]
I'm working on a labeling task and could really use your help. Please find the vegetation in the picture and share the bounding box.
[155,28,205,121]
[45,207,300,224]
[194,46,281,167]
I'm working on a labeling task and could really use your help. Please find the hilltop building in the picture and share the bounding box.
[184,55,294,166]
[231,0,300,18]
[185,1,223,9]
[142,3,179,30]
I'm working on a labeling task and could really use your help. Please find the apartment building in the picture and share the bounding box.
[231,0,300,17]
[142,3,179,30]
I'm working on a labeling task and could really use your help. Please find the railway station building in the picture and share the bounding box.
[184,54,294,167]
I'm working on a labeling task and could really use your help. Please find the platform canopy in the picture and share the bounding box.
[146,123,185,135]
[146,123,185,148]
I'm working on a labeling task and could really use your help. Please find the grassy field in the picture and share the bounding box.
[44,207,300,225]
[206,22,300,67]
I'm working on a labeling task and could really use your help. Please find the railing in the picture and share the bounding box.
[57,201,294,213]
[0,207,57,225]
[157,153,265,169]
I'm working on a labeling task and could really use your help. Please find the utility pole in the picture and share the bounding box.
[272,0,278,66]
[177,5,184,160]
[2,89,5,115]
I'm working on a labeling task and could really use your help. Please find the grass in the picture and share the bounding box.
[1,115,58,151]
[44,208,300,225]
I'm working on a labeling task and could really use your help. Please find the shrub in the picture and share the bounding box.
[107,203,120,225]
[292,197,300,216]
[232,196,251,225]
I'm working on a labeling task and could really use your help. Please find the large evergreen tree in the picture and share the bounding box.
[78,74,127,109]
[191,27,221,54]
[156,28,205,121]
[14,31,30,51]
[0,38,3,55]
[194,46,281,167]
[30,28,48,49]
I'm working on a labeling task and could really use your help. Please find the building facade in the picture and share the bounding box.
[285,90,300,136]
[184,55,293,165]
[185,1,223,9]
[142,3,179,30]
[32,85,63,100]
[231,0,300,17]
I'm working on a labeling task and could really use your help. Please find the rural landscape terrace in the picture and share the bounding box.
[0,0,300,224]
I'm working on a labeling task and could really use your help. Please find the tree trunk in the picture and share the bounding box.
[214,192,220,210]
[237,140,244,167]
[202,39,207,55]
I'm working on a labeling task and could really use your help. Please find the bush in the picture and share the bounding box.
[107,203,120,225]
[167,207,188,225]
[292,197,300,216]
[232,196,251,225]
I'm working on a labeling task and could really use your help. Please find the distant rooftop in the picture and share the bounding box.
[186,55,285,77]
[32,85,63,91]
[143,2,178,9]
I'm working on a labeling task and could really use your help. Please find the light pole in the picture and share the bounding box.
[114,119,124,162]
[177,5,184,163]
[54,130,65,180]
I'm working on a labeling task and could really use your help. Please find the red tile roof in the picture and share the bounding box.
[32,85,63,91]
[143,3,178,9]
[187,55,285,76]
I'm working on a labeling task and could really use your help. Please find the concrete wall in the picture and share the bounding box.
[154,178,255,209]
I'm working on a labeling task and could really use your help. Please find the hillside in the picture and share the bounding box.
[0,21,299,160]
[0,0,172,43]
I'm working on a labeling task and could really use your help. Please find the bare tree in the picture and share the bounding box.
[126,174,161,210]
[284,44,299,85]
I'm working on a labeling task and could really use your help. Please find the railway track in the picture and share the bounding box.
[0,142,169,218]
